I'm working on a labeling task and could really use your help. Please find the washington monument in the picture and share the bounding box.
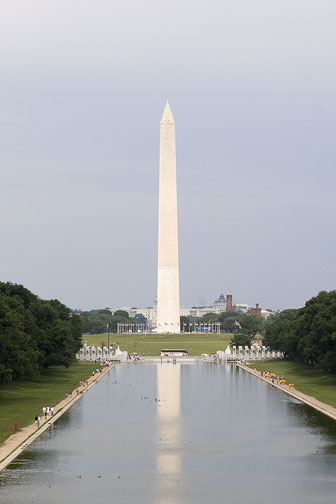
[156,102,180,334]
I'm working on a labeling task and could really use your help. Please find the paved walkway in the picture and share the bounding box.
[0,364,112,471]
[238,363,336,421]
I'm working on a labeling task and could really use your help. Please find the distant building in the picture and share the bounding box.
[213,293,227,312]
[247,303,262,315]
[260,309,274,319]
[112,292,273,325]
[225,294,237,312]
[180,307,191,317]
[235,304,250,313]
[113,292,227,322]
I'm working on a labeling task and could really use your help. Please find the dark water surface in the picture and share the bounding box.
[1,362,336,504]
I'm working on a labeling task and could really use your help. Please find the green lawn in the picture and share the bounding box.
[248,360,336,408]
[0,361,98,446]
[83,333,232,356]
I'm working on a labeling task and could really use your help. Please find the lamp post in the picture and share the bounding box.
[107,323,110,357]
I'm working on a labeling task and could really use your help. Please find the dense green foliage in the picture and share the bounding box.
[231,314,264,347]
[80,308,131,334]
[231,331,254,347]
[181,311,265,339]
[218,312,242,333]
[264,291,336,372]
[0,282,82,384]
[201,312,220,323]
[180,310,265,346]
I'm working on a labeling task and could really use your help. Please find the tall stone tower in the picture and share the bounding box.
[156,101,180,334]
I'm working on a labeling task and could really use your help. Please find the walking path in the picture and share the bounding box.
[238,363,336,421]
[0,364,112,472]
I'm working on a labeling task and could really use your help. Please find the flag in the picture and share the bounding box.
[106,323,110,330]
[234,320,242,329]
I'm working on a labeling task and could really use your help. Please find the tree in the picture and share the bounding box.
[201,313,219,323]
[134,314,147,324]
[231,332,253,347]
[0,293,40,381]
[109,313,130,333]
[264,310,298,357]
[114,310,130,319]
[293,291,336,370]
[80,310,113,334]
[180,315,191,331]
[239,314,264,338]
[0,364,12,384]
[219,315,239,333]
[0,281,83,384]
[263,291,336,372]
[79,309,133,334]
[218,311,241,332]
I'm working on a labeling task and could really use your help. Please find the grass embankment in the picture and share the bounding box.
[83,333,232,356]
[248,360,336,408]
[0,361,98,445]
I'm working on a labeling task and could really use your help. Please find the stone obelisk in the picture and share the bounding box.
[156,101,180,334]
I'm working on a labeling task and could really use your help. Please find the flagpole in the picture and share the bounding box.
[107,323,110,358]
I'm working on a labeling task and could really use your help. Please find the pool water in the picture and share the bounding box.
[0,362,335,504]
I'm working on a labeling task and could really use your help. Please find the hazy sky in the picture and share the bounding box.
[1,0,335,311]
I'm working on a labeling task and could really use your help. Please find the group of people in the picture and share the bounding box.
[42,406,54,418]
[260,371,294,388]
[92,368,103,375]
[35,406,54,428]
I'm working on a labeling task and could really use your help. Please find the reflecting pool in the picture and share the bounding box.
[1,362,336,504]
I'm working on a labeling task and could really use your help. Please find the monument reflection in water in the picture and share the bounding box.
[156,362,181,500]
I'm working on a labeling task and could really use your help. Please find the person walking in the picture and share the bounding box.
[51,407,54,416]
[42,406,46,417]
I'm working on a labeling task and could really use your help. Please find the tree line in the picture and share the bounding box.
[80,308,265,338]
[264,291,336,372]
[79,309,136,334]
[181,311,265,346]
[0,282,82,384]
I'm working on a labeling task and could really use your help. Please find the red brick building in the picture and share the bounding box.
[247,303,262,315]
[226,294,237,312]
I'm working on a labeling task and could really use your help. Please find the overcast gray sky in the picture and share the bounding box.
[1,0,335,311]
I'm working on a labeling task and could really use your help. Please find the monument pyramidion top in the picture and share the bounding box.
[160,100,174,124]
